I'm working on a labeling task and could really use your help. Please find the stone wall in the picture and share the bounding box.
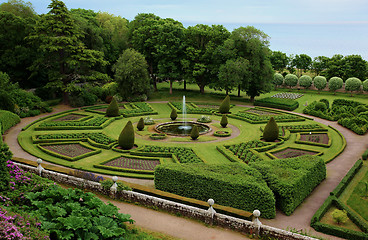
[15,162,318,240]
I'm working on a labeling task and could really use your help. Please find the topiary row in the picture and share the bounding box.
[154,163,276,218]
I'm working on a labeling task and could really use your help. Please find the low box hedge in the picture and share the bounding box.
[250,156,326,215]
[295,132,332,148]
[0,110,21,134]
[254,97,299,111]
[21,109,77,131]
[331,159,363,197]
[154,163,276,218]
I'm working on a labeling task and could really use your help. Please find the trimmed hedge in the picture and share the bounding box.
[37,142,101,161]
[254,97,299,111]
[154,163,276,218]
[331,159,363,197]
[0,110,21,134]
[363,149,368,160]
[250,156,326,215]
[137,145,202,163]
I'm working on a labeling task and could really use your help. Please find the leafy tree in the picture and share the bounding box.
[105,97,120,117]
[343,55,367,80]
[137,117,144,131]
[286,54,296,74]
[0,0,36,18]
[345,77,362,96]
[112,48,151,100]
[332,209,348,225]
[284,74,298,89]
[118,121,135,149]
[28,0,108,103]
[170,108,177,120]
[325,54,344,80]
[292,54,312,76]
[220,115,228,128]
[299,75,312,91]
[182,24,230,94]
[216,58,249,95]
[229,26,273,102]
[363,79,368,92]
[328,77,343,94]
[263,117,278,142]
[190,125,199,140]
[313,76,327,93]
[312,56,329,76]
[219,95,230,113]
[273,73,284,89]
[270,51,288,72]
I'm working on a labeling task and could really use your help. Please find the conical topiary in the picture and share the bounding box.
[118,121,135,149]
[190,125,199,140]
[137,117,144,131]
[220,115,228,128]
[263,117,279,142]
[106,97,120,117]
[219,95,230,113]
[170,108,177,120]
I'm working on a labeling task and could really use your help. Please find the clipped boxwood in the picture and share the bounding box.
[213,130,231,137]
[254,97,299,111]
[0,110,21,134]
[250,156,326,215]
[149,133,167,140]
[154,163,276,218]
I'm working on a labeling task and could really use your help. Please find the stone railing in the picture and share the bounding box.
[16,160,318,240]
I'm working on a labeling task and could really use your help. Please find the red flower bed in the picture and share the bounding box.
[42,144,93,158]
[300,133,329,145]
[104,157,160,171]
[273,148,318,159]
[53,114,85,121]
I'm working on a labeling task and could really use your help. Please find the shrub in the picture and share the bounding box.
[106,97,120,117]
[154,163,276,218]
[0,143,12,191]
[273,73,284,87]
[149,133,167,140]
[362,148,368,160]
[254,97,299,111]
[0,110,20,134]
[345,77,362,96]
[170,108,177,120]
[284,74,298,88]
[332,209,348,225]
[0,91,15,112]
[143,116,155,125]
[137,117,144,131]
[219,95,230,113]
[197,115,211,123]
[118,121,135,150]
[319,99,329,109]
[363,79,368,92]
[313,76,327,93]
[263,117,279,142]
[250,156,326,215]
[220,115,228,127]
[299,75,312,90]
[315,102,327,112]
[328,77,343,94]
[190,125,199,140]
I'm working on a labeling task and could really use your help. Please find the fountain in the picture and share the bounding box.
[155,96,211,136]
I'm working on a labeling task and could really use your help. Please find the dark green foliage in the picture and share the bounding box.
[190,125,199,140]
[315,102,327,112]
[25,185,133,239]
[154,163,276,218]
[225,140,271,164]
[139,145,202,163]
[118,121,135,150]
[220,114,228,127]
[137,117,144,131]
[219,95,230,113]
[0,143,12,191]
[263,117,279,142]
[254,97,299,111]
[231,108,304,124]
[0,110,20,134]
[250,156,326,215]
[363,149,368,160]
[319,99,329,109]
[0,91,15,112]
[170,108,177,120]
[106,97,120,117]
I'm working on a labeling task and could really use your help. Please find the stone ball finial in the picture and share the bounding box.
[253,209,261,217]
[207,198,215,206]
[112,176,118,182]
[36,158,43,164]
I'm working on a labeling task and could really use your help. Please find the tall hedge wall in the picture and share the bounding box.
[154,163,276,218]
[0,110,20,134]
[250,156,326,215]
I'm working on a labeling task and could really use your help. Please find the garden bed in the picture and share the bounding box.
[104,156,160,171]
[267,147,323,159]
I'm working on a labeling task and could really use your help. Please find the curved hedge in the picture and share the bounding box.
[154,163,276,218]
[0,110,20,134]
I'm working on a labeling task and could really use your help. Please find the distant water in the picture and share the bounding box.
[184,22,368,60]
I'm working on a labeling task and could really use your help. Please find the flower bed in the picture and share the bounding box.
[267,147,323,159]
[296,132,331,147]
[52,113,88,121]
[213,130,231,137]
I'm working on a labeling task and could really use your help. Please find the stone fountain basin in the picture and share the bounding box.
[155,121,212,136]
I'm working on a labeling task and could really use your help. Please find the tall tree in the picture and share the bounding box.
[230,26,274,102]
[182,24,230,94]
[0,0,36,18]
[28,0,108,103]
[343,55,367,80]
[312,56,329,76]
[325,54,344,80]
[112,48,151,100]
[270,51,288,72]
[292,54,312,76]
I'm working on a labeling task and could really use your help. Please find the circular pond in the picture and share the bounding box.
[155,121,211,136]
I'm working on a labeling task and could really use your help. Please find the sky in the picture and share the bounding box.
[5,0,368,60]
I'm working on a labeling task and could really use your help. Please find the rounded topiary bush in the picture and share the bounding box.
[220,115,228,128]
[363,79,368,92]
[315,102,327,112]
[170,108,177,120]
[106,97,120,117]
[299,75,312,90]
[284,74,298,88]
[219,95,230,114]
[345,77,362,96]
[137,117,144,131]
[263,117,279,142]
[313,76,327,93]
[273,73,284,87]
[190,125,199,140]
[118,121,135,150]
[328,77,343,94]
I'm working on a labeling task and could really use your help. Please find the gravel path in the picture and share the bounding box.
[4,103,368,240]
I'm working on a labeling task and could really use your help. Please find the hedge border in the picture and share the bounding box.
[34,117,116,131]
[325,125,347,163]
[266,146,323,160]
[295,132,332,148]
[37,141,101,161]
[149,133,167,140]
[213,130,231,137]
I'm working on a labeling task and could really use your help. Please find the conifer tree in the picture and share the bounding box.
[118,121,135,149]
